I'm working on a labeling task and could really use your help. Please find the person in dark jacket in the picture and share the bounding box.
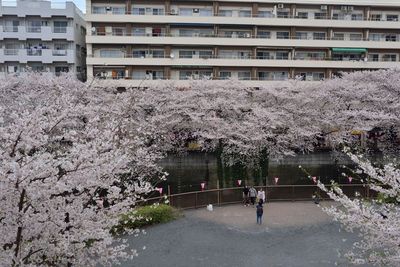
[242,186,250,206]
[256,201,264,225]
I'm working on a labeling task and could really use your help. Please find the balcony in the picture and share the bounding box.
[86,34,400,50]
[0,49,75,64]
[87,54,400,69]
[0,26,74,41]
[86,12,400,30]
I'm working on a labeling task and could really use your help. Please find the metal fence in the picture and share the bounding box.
[138,184,373,210]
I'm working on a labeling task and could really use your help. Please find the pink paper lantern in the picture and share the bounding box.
[201,182,206,190]
[274,177,279,185]
[237,179,242,186]
[155,187,163,194]
[312,176,317,184]
[348,176,353,183]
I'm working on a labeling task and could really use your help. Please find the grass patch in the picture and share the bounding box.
[113,204,180,234]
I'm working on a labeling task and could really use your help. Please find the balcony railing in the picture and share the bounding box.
[89,8,400,23]
[53,49,68,56]
[3,26,18,32]
[26,26,41,33]
[91,30,400,43]
[27,49,42,56]
[4,49,19,55]
[53,27,67,33]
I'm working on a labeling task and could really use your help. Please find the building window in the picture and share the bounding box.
[351,14,363,21]
[239,10,251,17]
[219,10,233,17]
[313,32,326,40]
[257,31,271,39]
[132,28,146,36]
[179,50,194,58]
[382,54,397,62]
[92,6,106,14]
[273,72,288,80]
[297,12,308,19]
[54,21,68,33]
[369,33,381,41]
[179,8,193,16]
[314,12,327,19]
[3,20,19,32]
[277,11,289,18]
[100,50,125,58]
[26,20,41,32]
[257,51,272,59]
[258,11,272,18]
[199,9,212,17]
[152,50,165,58]
[199,50,213,59]
[350,33,362,41]
[385,34,397,42]
[132,50,146,58]
[386,15,399,21]
[296,32,308,40]
[370,14,382,21]
[258,72,271,80]
[219,71,231,80]
[368,54,379,61]
[112,7,125,14]
[238,71,251,80]
[276,51,289,60]
[332,33,345,40]
[132,8,145,15]
[152,8,164,15]
[276,32,290,39]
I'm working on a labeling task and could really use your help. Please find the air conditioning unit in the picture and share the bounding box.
[347,6,354,12]
[321,5,328,11]
[106,6,112,11]
[171,9,178,15]
[244,33,251,38]
[193,8,199,13]
[341,6,348,12]
[277,4,284,9]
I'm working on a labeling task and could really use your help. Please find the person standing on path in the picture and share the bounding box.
[257,188,266,204]
[249,186,257,206]
[256,201,264,225]
[242,186,250,206]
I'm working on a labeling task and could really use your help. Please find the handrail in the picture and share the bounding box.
[89,9,400,23]
[137,183,371,209]
[90,31,400,43]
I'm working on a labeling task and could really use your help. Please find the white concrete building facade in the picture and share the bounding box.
[85,0,400,86]
[0,0,86,80]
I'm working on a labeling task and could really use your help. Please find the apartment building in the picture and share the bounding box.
[0,0,86,80]
[85,0,400,85]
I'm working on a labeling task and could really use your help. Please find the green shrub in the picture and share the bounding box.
[377,192,398,204]
[113,204,180,234]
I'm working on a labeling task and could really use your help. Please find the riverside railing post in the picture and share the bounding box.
[167,185,171,206]
[195,192,198,209]
[217,180,221,206]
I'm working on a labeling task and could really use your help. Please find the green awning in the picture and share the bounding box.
[331,48,367,53]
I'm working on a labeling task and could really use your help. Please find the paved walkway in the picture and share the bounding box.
[121,202,369,267]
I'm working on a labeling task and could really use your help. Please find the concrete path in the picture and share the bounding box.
[120,202,369,267]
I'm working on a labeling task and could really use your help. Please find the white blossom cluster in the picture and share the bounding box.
[319,153,400,266]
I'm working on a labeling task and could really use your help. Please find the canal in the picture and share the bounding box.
[157,151,355,194]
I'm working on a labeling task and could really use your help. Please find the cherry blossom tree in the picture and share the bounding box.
[318,151,400,266]
[0,73,162,266]
[1,67,400,266]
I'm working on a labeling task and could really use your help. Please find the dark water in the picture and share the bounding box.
[158,151,354,194]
